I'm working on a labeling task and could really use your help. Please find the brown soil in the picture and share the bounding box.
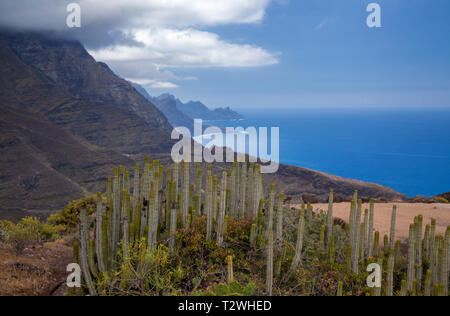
[298,203,450,240]
[0,238,73,296]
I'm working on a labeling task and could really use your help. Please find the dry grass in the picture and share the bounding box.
[0,238,73,296]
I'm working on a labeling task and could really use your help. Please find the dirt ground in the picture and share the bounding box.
[298,203,450,240]
[0,238,73,296]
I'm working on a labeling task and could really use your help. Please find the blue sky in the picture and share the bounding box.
[146,0,450,109]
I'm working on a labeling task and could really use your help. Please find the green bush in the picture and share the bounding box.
[4,217,64,254]
[47,196,96,232]
[436,197,449,204]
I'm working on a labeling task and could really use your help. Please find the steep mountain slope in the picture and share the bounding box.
[130,84,194,130]
[0,31,174,154]
[0,105,133,214]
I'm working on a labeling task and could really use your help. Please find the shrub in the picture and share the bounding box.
[47,196,96,232]
[7,217,41,254]
[4,217,65,254]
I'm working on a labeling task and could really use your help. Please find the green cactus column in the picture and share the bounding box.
[227,256,234,284]
[406,224,416,292]
[329,236,335,264]
[111,167,120,260]
[441,239,448,296]
[389,205,397,250]
[415,215,423,290]
[368,199,375,258]
[180,160,189,227]
[132,163,140,221]
[386,249,395,296]
[352,200,362,273]
[276,192,284,255]
[326,189,334,249]
[217,169,227,246]
[289,210,305,274]
[95,193,106,274]
[337,281,343,296]
[239,161,247,219]
[212,175,218,222]
[266,228,274,296]
[206,172,213,240]
[362,209,369,260]
[195,164,203,215]
[267,184,275,236]
[374,251,384,296]
[373,231,380,258]
[424,270,432,296]
[80,208,97,296]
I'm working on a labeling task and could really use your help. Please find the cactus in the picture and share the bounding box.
[217,170,227,246]
[374,251,383,296]
[351,200,362,273]
[289,210,305,274]
[212,175,218,222]
[423,224,430,259]
[80,208,97,296]
[389,205,397,250]
[415,215,423,289]
[169,208,177,251]
[276,193,284,255]
[266,229,274,296]
[73,241,79,264]
[383,235,389,255]
[367,198,375,258]
[373,231,380,257]
[111,167,120,260]
[424,270,432,296]
[406,224,416,292]
[337,281,343,296]
[227,256,234,284]
[440,240,448,296]
[362,209,368,260]
[329,236,335,264]
[195,165,203,215]
[326,189,334,249]
[267,184,275,238]
[386,249,395,296]
[181,161,190,227]
[95,193,106,274]
[239,161,247,218]
[206,174,213,240]
[319,225,326,251]
[399,280,407,296]
[346,245,352,273]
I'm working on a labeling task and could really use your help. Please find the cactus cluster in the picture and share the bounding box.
[73,157,449,297]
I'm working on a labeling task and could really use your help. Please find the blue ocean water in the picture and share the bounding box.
[206,107,450,197]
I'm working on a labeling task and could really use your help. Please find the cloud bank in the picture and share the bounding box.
[0,0,279,89]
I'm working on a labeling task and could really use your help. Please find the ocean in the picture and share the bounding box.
[202,107,450,197]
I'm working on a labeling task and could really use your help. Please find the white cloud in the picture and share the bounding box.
[0,0,280,88]
[90,28,278,68]
[0,0,272,30]
[128,78,179,89]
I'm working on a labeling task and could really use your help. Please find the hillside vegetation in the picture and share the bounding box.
[43,158,447,296]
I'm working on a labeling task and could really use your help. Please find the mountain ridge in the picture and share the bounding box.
[0,31,407,219]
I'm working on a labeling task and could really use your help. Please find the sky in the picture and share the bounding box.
[1,0,450,109]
